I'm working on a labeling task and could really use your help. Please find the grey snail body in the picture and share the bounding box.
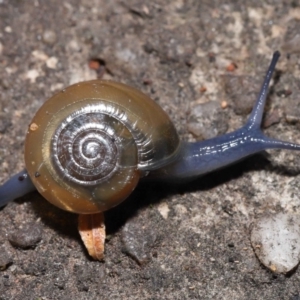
[1,51,300,215]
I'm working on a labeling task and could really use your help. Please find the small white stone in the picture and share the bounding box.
[4,26,12,33]
[42,30,57,45]
[46,56,58,69]
[26,69,40,83]
[157,203,170,219]
[67,40,81,52]
[250,213,300,273]
[50,83,64,92]
[32,50,48,61]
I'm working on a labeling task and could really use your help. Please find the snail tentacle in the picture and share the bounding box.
[153,51,300,179]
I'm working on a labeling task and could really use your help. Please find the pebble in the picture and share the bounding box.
[121,213,157,265]
[9,223,42,249]
[4,26,12,33]
[250,213,300,273]
[46,56,58,69]
[26,69,40,83]
[157,202,170,219]
[42,30,57,45]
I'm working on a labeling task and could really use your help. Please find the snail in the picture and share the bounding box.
[1,51,300,260]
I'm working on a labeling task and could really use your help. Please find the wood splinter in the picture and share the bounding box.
[78,212,106,260]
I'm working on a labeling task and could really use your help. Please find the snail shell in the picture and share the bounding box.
[25,80,180,214]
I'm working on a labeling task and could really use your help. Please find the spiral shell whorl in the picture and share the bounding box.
[25,80,180,214]
[52,108,122,186]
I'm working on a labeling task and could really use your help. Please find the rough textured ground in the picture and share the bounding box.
[1,0,300,299]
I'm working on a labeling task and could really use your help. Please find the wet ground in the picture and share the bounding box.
[1,1,300,299]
